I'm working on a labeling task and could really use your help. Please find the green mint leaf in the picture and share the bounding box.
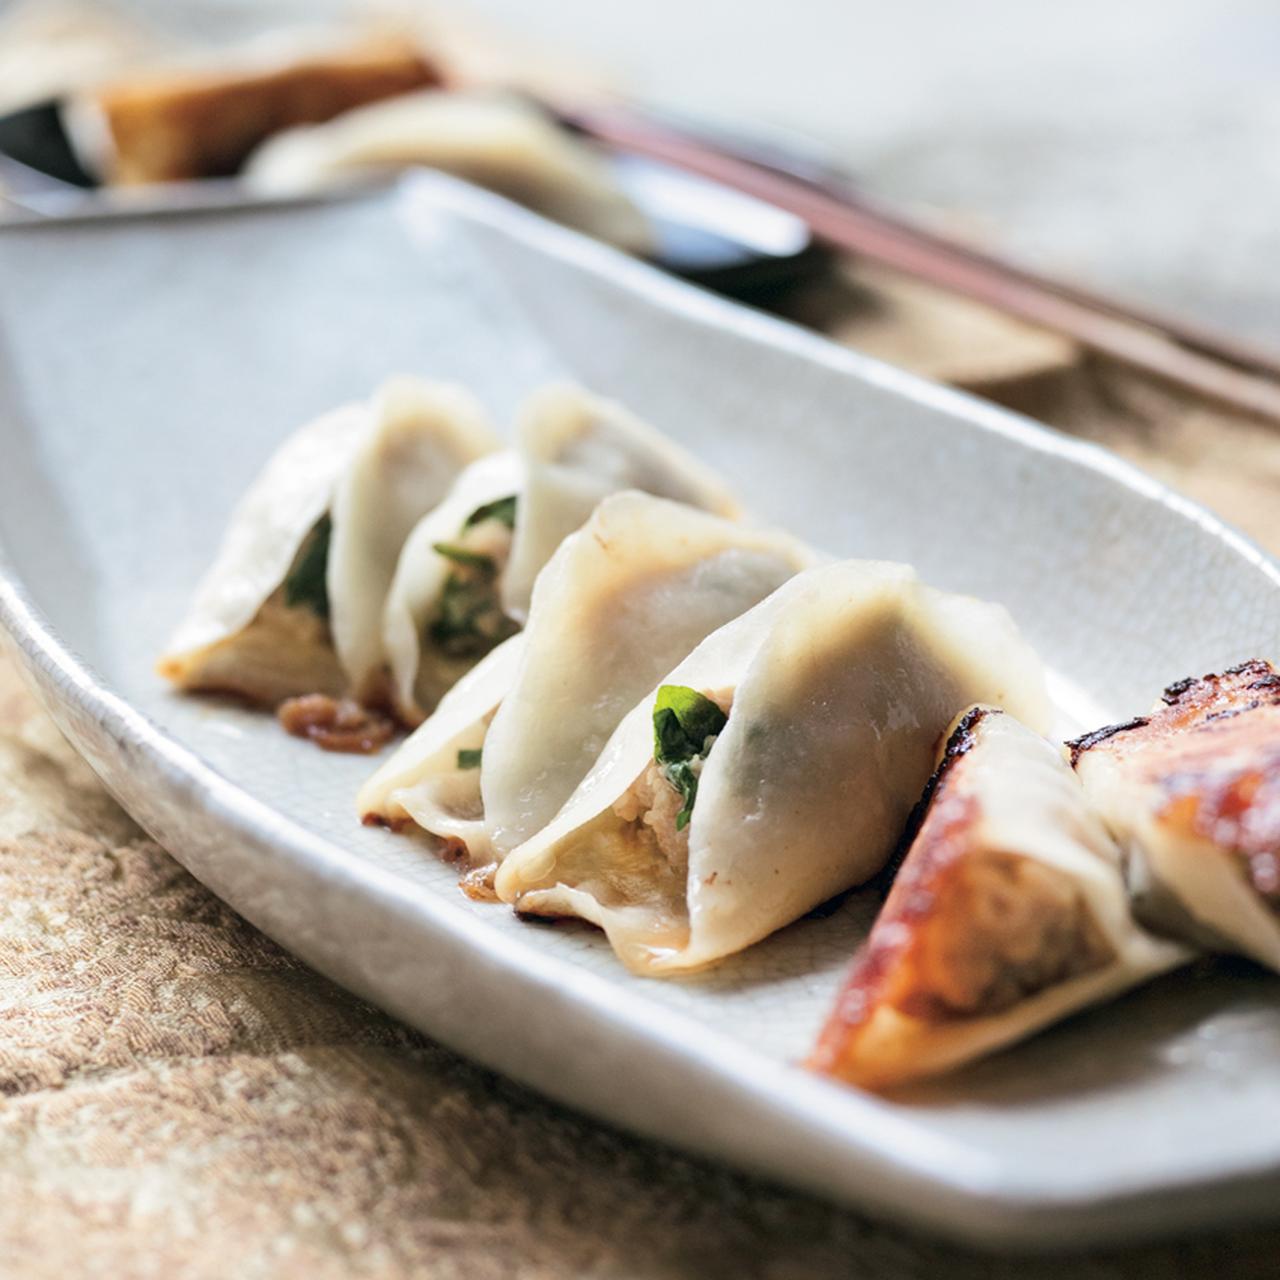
[665,759,699,830]
[652,685,727,764]
[283,513,332,618]
[464,494,518,530]
[457,747,483,770]
[651,685,727,831]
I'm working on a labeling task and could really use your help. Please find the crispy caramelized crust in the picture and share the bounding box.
[811,712,1114,1090]
[91,37,441,183]
[873,704,988,889]
[1070,660,1280,905]
[459,862,501,903]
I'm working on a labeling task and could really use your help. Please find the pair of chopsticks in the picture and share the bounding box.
[560,100,1280,424]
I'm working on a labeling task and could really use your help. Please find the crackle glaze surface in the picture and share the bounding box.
[1,174,1279,1249]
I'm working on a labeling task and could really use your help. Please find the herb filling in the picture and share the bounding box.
[428,496,520,660]
[283,514,332,619]
[464,494,517,530]
[652,685,728,830]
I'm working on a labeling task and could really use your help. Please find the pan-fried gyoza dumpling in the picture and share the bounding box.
[809,708,1188,1091]
[158,378,498,707]
[383,384,742,723]
[500,383,742,621]
[361,492,816,860]
[494,562,1051,975]
[1072,660,1280,971]
[244,91,652,253]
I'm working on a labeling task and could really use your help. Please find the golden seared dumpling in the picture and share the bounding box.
[1073,660,1280,971]
[810,708,1187,1091]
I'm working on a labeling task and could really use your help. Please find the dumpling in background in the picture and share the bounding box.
[501,382,741,620]
[494,561,1050,975]
[383,383,742,723]
[361,491,816,861]
[1073,660,1280,972]
[244,90,652,252]
[66,34,442,185]
[157,377,497,708]
[810,708,1188,1092]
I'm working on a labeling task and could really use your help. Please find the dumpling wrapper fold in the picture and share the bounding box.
[1072,659,1280,971]
[361,491,816,860]
[495,561,1051,975]
[810,707,1188,1091]
[66,34,441,185]
[500,383,742,621]
[158,377,496,706]
[360,633,525,854]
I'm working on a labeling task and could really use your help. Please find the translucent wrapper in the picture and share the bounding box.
[245,90,652,253]
[383,382,741,723]
[495,560,1051,975]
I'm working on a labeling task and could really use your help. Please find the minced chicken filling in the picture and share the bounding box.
[900,845,1115,1020]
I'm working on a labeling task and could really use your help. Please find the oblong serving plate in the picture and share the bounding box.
[2,172,1279,1251]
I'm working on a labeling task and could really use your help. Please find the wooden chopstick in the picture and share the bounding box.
[559,100,1280,424]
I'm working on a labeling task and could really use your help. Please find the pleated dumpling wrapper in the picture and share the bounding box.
[360,492,817,860]
[809,707,1189,1091]
[499,383,742,622]
[383,383,742,723]
[244,90,652,253]
[1072,659,1280,971]
[157,377,498,707]
[494,561,1051,975]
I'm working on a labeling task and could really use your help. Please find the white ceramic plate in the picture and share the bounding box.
[2,173,1279,1251]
